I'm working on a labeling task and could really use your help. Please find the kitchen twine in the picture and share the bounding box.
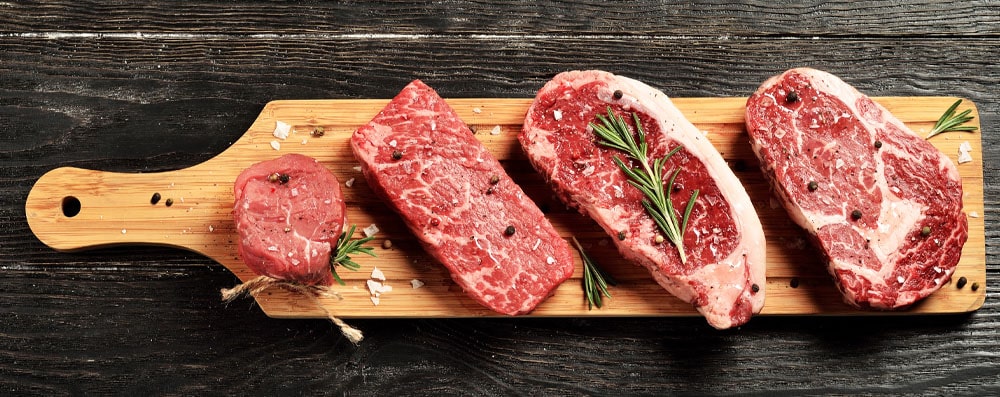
[221,276,364,344]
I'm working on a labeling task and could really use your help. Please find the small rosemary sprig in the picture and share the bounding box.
[926,99,977,139]
[572,237,616,310]
[330,225,376,285]
[590,107,699,264]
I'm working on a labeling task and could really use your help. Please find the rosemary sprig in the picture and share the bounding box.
[926,99,977,139]
[590,107,699,264]
[330,224,377,285]
[572,237,616,310]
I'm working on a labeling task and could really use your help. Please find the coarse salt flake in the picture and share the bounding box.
[410,279,425,289]
[345,178,355,187]
[553,110,563,120]
[958,141,973,164]
[389,139,397,148]
[490,125,501,135]
[546,256,556,265]
[473,107,482,114]
[273,121,291,140]
[208,225,215,232]
[270,140,281,151]
[897,276,905,284]
[301,139,308,145]
[352,166,362,172]
[121,229,127,234]
[371,296,380,306]
[371,267,385,281]
[970,211,979,218]
[363,223,379,238]
[367,279,383,295]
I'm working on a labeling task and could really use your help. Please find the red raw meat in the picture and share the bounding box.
[351,80,574,315]
[745,68,967,308]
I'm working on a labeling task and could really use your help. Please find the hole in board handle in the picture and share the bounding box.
[61,196,81,217]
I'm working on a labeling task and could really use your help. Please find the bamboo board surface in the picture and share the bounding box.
[25,97,985,319]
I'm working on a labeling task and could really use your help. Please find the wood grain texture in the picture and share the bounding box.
[2,1,999,394]
[24,97,986,319]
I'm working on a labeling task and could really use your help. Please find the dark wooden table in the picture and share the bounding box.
[3,1,998,395]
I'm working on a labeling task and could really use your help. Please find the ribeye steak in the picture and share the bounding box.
[520,70,766,329]
[351,80,574,315]
[745,68,967,308]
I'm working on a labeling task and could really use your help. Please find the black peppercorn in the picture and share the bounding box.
[956,276,968,289]
[807,181,818,192]
[971,282,980,292]
[612,90,623,100]
[874,140,883,149]
[165,198,174,207]
[391,150,403,160]
[278,174,290,184]
[790,278,800,288]
[786,91,799,103]
[851,210,862,220]
[618,231,626,241]
[920,226,931,237]
[751,284,760,293]
[489,175,500,185]
[504,225,516,236]
[151,192,161,205]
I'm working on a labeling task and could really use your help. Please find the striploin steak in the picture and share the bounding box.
[745,68,968,308]
[234,153,347,286]
[351,80,574,315]
[520,70,766,329]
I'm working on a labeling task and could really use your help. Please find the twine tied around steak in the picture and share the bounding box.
[221,276,363,344]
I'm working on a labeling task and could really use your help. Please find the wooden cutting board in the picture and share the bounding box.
[25,97,986,319]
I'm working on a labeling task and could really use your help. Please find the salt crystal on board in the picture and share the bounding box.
[371,267,385,281]
[273,121,291,139]
[490,125,501,135]
[958,141,973,164]
[270,140,281,151]
[410,279,425,289]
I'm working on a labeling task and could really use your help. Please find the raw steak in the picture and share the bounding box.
[351,80,574,316]
[745,68,967,308]
[520,70,766,329]
[233,153,346,286]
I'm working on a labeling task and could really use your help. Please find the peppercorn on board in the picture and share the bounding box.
[25,97,985,318]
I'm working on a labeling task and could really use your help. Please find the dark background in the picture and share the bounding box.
[2,1,997,395]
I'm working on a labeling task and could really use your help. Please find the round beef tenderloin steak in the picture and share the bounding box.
[351,80,574,316]
[520,70,766,329]
[745,68,968,308]
[233,153,347,286]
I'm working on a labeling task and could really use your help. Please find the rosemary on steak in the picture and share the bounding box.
[926,99,977,139]
[330,225,377,285]
[572,237,616,310]
[590,107,700,264]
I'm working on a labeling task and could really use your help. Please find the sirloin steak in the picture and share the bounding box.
[234,153,347,286]
[351,80,574,316]
[745,68,968,308]
[520,70,766,329]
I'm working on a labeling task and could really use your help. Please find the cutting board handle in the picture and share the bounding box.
[25,166,233,254]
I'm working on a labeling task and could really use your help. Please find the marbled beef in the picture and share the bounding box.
[520,70,766,329]
[745,68,967,308]
[234,153,346,286]
[351,80,574,316]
